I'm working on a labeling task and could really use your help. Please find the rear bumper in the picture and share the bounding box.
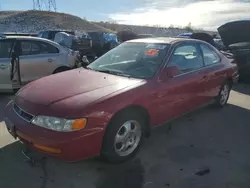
[4,101,105,162]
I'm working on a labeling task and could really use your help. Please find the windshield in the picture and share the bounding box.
[87,42,170,79]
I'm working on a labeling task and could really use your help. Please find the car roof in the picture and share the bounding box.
[126,37,201,44]
[0,35,62,47]
[39,30,73,32]
[4,35,50,41]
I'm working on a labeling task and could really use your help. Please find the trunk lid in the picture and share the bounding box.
[218,20,250,47]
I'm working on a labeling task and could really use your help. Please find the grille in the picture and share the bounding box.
[13,103,34,122]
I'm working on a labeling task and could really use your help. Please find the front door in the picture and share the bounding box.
[0,39,15,92]
[18,40,59,84]
[148,42,207,126]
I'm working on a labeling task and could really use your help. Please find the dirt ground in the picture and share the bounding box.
[1,84,250,188]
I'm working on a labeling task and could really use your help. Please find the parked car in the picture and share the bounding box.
[137,34,154,38]
[117,30,139,43]
[88,31,119,57]
[54,32,95,62]
[177,32,193,38]
[177,32,217,47]
[4,37,238,163]
[218,20,250,80]
[0,35,79,92]
[177,32,232,59]
[38,30,75,41]
[213,38,226,50]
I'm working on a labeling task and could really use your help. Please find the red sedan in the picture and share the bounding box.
[4,37,238,163]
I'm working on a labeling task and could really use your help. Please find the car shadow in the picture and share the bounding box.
[233,83,250,96]
[0,94,13,122]
[1,103,250,188]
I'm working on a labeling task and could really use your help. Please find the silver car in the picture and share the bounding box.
[0,35,78,92]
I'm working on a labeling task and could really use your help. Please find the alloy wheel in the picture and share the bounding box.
[114,120,142,157]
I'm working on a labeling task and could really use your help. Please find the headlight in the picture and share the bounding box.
[31,116,87,132]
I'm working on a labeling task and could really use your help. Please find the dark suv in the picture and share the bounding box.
[87,32,118,57]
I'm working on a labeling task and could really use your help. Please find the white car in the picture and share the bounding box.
[0,35,79,92]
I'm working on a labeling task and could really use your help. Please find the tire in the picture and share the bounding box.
[101,111,146,163]
[53,67,71,74]
[13,88,19,94]
[214,81,231,108]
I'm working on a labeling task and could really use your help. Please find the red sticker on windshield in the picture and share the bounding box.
[145,49,159,56]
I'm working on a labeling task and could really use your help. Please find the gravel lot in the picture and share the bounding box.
[1,84,250,188]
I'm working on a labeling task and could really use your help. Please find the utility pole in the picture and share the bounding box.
[48,0,57,11]
[32,0,57,11]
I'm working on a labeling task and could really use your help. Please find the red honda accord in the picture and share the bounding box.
[5,37,238,163]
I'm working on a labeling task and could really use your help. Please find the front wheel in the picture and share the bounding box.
[53,67,71,74]
[101,112,145,163]
[214,81,231,107]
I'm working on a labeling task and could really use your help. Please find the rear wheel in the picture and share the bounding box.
[101,112,145,163]
[214,81,231,107]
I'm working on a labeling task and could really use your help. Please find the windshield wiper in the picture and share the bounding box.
[85,66,93,70]
[96,69,131,77]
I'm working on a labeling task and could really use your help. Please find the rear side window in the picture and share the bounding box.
[20,40,59,56]
[200,44,220,66]
[0,40,14,58]
[39,42,59,54]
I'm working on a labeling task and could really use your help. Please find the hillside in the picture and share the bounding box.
[95,22,217,37]
[0,10,113,33]
[0,10,216,37]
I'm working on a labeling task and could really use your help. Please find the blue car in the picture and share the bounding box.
[177,32,193,38]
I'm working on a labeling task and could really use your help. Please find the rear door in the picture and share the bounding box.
[198,43,225,99]
[18,39,59,84]
[0,39,15,91]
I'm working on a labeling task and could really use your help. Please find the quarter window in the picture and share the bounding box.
[200,44,220,66]
[168,44,203,75]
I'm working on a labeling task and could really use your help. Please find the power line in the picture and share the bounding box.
[32,0,57,12]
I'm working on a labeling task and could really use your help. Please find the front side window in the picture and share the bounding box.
[0,40,14,58]
[200,44,220,66]
[87,42,170,79]
[168,44,203,75]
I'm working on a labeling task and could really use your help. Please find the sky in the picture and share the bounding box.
[1,0,250,30]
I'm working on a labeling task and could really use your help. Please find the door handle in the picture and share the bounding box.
[48,59,53,62]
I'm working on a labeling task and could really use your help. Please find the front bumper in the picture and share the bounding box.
[4,101,105,162]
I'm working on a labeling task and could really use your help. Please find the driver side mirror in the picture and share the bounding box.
[166,66,179,78]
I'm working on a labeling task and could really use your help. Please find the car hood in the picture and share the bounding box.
[218,20,250,47]
[17,68,144,106]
